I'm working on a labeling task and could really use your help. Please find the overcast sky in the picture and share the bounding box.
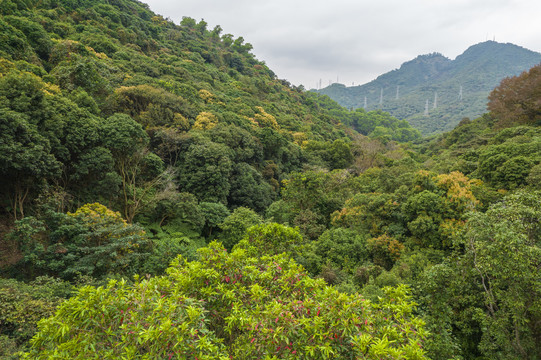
[143,0,541,89]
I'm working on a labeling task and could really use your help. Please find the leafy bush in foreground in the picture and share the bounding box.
[24,242,428,359]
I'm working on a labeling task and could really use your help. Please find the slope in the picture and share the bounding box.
[0,0,418,218]
[316,41,541,134]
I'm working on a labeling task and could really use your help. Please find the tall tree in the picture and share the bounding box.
[488,63,541,127]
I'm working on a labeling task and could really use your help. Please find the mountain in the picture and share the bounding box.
[316,41,541,134]
[0,0,423,232]
[2,1,541,359]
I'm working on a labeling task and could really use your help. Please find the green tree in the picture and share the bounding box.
[219,207,262,250]
[24,242,429,359]
[315,228,369,271]
[199,202,230,238]
[228,162,274,212]
[461,190,541,359]
[234,223,307,259]
[0,109,60,219]
[4,16,52,60]
[101,113,172,222]
[0,277,72,355]
[178,141,233,204]
[23,278,228,360]
[327,138,354,169]
[10,203,150,280]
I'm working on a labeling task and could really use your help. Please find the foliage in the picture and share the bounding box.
[199,202,230,238]
[0,0,411,225]
[1,1,541,359]
[367,234,405,270]
[488,63,541,127]
[24,242,429,359]
[474,133,540,190]
[178,141,233,204]
[142,227,205,276]
[9,203,150,280]
[218,207,262,250]
[234,223,307,259]
[0,276,72,352]
[461,190,541,359]
[23,278,229,360]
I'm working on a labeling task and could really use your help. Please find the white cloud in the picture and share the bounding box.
[144,0,541,87]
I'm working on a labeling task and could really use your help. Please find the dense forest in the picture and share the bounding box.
[0,0,540,359]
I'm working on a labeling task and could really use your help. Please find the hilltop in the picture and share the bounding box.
[316,41,541,134]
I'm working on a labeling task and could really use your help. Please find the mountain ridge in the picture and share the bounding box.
[315,41,541,134]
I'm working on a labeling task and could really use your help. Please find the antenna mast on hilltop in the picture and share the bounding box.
[458,86,463,101]
[433,92,438,109]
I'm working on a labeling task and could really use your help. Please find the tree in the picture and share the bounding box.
[218,207,262,250]
[0,277,71,353]
[0,71,66,219]
[192,111,218,130]
[3,15,52,60]
[10,203,150,280]
[101,113,172,222]
[476,139,540,190]
[332,192,400,238]
[0,109,60,219]
[178,141,233,204]
[488,63,541,127]
[23,278,228,360]
[461,190,541,359]
[305,227,369,278]
[234,223,307,259]
[227,162,274,212]
[24,242,429,359]
[199,202,230,238]
[367,234,405,270]
[327,139,354,169]
[106,85,192,128]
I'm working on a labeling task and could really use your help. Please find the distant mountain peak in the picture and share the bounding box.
[316,42,541,135]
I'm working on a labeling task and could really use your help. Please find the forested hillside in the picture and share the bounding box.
[317,41,541,134]
[1,0,540,359]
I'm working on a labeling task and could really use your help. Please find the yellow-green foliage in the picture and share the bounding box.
[250,106,280,130]
[193,111,218,130]
[24,242,428,359]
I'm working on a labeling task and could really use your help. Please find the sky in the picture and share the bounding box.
[143,0,541,89]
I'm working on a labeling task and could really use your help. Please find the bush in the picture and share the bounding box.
[23,242,429,359]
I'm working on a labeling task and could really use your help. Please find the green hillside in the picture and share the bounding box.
[1,1,541,359]
[317,41,541,134]
[0,0,423,222]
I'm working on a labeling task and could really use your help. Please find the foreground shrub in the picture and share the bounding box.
[24,242,428,359]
